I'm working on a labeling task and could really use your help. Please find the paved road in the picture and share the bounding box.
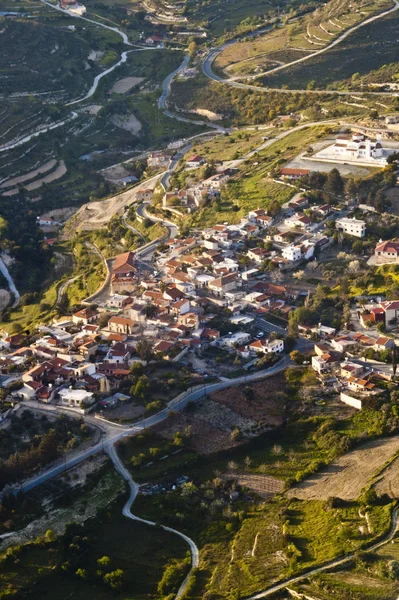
[107,443,199,599]
[247,508,399,598]
[158,54,228,131]
[16,351,294,494]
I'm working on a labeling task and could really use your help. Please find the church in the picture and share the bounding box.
[332,133,385,163]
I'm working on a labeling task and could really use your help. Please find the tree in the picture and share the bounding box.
[104,569,124,590]
[348,260,360,274]
[99,313,111,329]
[188,41,198,58]
[324,168,344,198]
[97,555,111,567]
[44,529,56,543]
[293,270,305,280]
[135,340,153,362]
[290,350,303,364]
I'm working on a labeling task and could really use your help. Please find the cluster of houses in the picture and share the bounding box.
[310,330,394,409]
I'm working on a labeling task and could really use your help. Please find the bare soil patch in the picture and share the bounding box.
[63,176,159,234]
[111,113,142,135]
[288,436,399,501]
[111,76,145,94]
[223,471,284,498]
[210,375,286,428]
[374,454,399,498]
[78,104,102,115]
[157,413,238,455]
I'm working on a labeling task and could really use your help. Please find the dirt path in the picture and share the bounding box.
[287,436,399,501]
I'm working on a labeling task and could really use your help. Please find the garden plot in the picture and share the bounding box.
[287,436,399,501]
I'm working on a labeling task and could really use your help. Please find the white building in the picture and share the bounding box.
[282,245,301,262]
[58,388,94,409]
[333,134,385,161]
[336,217,366,238]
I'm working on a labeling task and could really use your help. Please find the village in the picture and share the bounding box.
[1,131,399,426]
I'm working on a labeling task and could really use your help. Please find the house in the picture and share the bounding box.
[280,168,309,180]
[247,247,269,264]
[311,352,339,374]
[171,299,191,316]
[315,204,331,217]
[336,217,366,238]
[285,213,314,231]
[136,189,154,203]
[108,316,136,335]
[380,300,399,328]
[186,155,205,168]
[222,332,251,348]
[58,388,94,410]
[248,338,284,354]
[347,377,377,394]
[386,115,399,125]
[373,336,394,351]
[208,274,238,296]
[340,361,365,378]
[282,242,314,262]
[111,251,137,293]
[331,336,354,353]
[153,340,175,357]
[374,239,399,265]
[289,196,309,211]
[107,294,132,309]
[147,151,169,169]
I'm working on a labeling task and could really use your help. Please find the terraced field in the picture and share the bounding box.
[260,8,399,89]
[214,0,391,77]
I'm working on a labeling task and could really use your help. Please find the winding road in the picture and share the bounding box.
[201,0,399,95]
[107,443,199,599]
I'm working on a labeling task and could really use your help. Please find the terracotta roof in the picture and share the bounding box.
[113,251,136,273]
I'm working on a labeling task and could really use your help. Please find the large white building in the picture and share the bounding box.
[333,133,384,162]
[312,133,391,166]
[336,217,366,238]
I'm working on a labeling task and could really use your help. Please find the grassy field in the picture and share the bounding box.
[186,125,327,227]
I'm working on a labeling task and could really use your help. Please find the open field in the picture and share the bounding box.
[261,9,399,89]
[287,436,399,501]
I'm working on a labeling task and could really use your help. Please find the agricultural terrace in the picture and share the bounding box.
[260,9,399,89]
[214,0,391,78]
[127,386,399,599]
